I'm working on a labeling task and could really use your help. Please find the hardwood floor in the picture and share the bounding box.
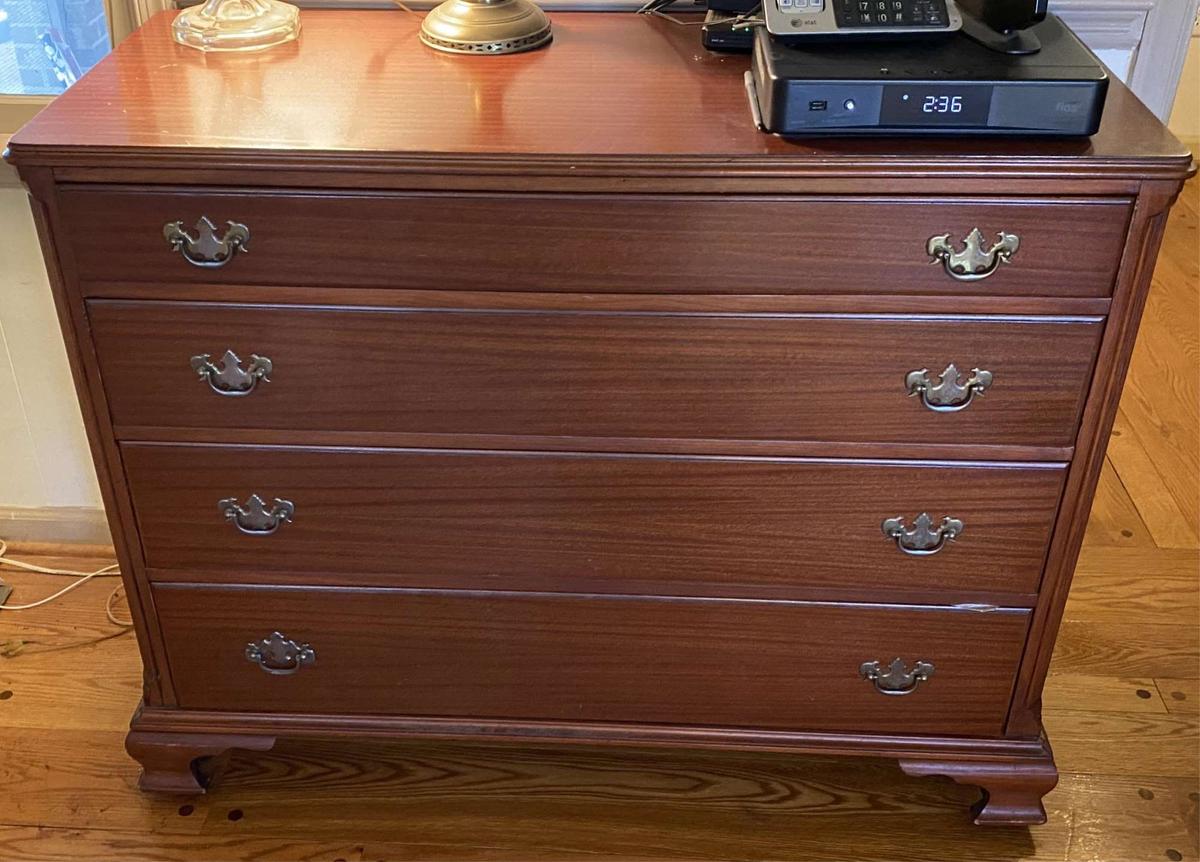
[0,174,1195,861]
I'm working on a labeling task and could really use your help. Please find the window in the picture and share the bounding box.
[0,0,111,95]
[0,0,163,151]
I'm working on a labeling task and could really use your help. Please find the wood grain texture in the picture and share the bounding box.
[1155,679,1199,715]
[1107,411,1200,549]
[18,169,175,708]
[899,757,1058,825]
[1061,548,1199,626]
[152,584,1030,737]
[63,190,1129,296]
[1040,710,1198,777]
[0,727,209,834]
[89,301,1103,448]
[121,443,1067,597]
[0,827,367,862]
[0,567,139,732]
[1113,179,1200,540]
[0,174,1196,858]
[1040,674,1170,714]
[126,732,277,794]
[5,6,1196,838]
[5,12,1192,183]
[1081,459,1156,548]
[1003,179,1185,737]
[1048,620,1199,679]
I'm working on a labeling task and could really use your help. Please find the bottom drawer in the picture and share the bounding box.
[154,585,1030,737]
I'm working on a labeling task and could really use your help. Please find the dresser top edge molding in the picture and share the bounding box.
[4,11,1193,184]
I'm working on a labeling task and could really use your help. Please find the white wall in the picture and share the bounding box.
[0,187,102,510]
[1169,34,1200,138]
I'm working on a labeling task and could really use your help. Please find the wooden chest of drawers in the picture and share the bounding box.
[6,10,1192,828]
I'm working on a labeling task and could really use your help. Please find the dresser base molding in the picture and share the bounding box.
[127,706,1056,823]
[125,731,277,794]
[899,756,1059,826]
[129,705,1054,759]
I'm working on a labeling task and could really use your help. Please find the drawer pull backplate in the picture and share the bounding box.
[245,631,315,675]
[191,349,272,396]
[219,495,294,535]
[927,228,1019,281]
[882,513,963,556]
[860,658,935,696]
[906,363,992,412]
[164,217,250,268]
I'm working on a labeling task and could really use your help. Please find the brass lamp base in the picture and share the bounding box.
[420,0,552,55]
[172,0,301,53]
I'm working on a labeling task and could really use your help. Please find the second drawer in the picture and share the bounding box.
[124,444,1066,597]
[89,301,1103,449]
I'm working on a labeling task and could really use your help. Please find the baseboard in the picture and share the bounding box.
[0,506,112,546]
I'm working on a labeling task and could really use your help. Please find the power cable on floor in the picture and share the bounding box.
[0,539,133,627]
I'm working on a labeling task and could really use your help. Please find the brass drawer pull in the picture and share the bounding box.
[245,631,315,676]
[219,495,294,535]
[191,349,272,396]
[860,658,935,696]
[906,363,992,412]
[164,217,250,268]
[882,513,963,556]
[927,228,1019,281]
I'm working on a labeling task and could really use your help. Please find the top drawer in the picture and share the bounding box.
[57,188,1130,296]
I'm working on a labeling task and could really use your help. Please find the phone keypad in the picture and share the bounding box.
[834,0,949,26]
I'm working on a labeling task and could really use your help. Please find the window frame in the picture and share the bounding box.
[1,0,159,126]
[1,0,165,182]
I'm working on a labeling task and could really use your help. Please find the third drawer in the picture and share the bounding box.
[124,443,1067,598]
[89,301,1104,449]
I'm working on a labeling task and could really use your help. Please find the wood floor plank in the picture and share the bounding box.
[1041,710,1199,777]
[183,737,1200,862]
[1074,546,1200,578]
[1083,458,1157,547]
[1115,347,1199,546]
[1145,260,1200,368]
[0,560,131,645]
[0,728,209,835]
[1050,620,1199,679]
[1106,411,1200,550]
[1056,772,1200,862]
[0,568,141,731]
[0,651,140,731]
[199,739,1062,862]
[1059,568,1200,628]
[1042,674,1169,714]
[0,826,365,862]
[1156,678,1200,715]
[1107,171,1199,548]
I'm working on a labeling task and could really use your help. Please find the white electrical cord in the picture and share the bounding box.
[0,539,133,627]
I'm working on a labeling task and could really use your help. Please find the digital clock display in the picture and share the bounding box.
[880,85,994,126]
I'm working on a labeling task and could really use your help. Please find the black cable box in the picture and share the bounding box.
[751,14,1107,135]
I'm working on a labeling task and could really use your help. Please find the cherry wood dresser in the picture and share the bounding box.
[6,9,1192,827]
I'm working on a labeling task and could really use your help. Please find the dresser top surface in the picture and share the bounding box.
[6,10,1192,179]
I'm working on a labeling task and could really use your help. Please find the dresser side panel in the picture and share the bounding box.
[17,168,176,707]
[1005,178,1186,736]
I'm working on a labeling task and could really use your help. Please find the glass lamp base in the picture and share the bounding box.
[420,0,551,55]
[172,0,301,52]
